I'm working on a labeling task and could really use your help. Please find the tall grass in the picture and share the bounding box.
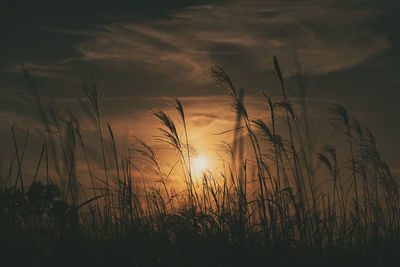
[0,57,399,266]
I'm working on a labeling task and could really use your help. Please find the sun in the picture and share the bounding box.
[192,156,208,176]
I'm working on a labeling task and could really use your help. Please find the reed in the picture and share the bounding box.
[0,57,399,266]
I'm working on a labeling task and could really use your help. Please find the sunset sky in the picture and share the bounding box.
[1,0,400,177]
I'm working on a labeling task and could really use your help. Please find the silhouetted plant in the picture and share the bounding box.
[1,56,399,267]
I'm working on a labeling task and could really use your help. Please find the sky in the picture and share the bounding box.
[1,0,400,179]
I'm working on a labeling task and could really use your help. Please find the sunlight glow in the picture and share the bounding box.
[193,156,208,176]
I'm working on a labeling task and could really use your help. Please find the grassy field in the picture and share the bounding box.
[1,57,399,266]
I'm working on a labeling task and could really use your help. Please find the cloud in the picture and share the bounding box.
[73,0,389,81]
[3,62,71,79]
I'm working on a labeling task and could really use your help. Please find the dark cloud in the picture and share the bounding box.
[70,0,389,80]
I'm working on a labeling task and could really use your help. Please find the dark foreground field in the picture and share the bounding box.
[1,58,400,266]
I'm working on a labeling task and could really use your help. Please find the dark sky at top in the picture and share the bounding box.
[1,0,400,174]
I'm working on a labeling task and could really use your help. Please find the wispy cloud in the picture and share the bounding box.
[3,62,71,78]
[73,0,389,81]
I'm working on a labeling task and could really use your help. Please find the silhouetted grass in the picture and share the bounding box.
[1,57,399,266]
